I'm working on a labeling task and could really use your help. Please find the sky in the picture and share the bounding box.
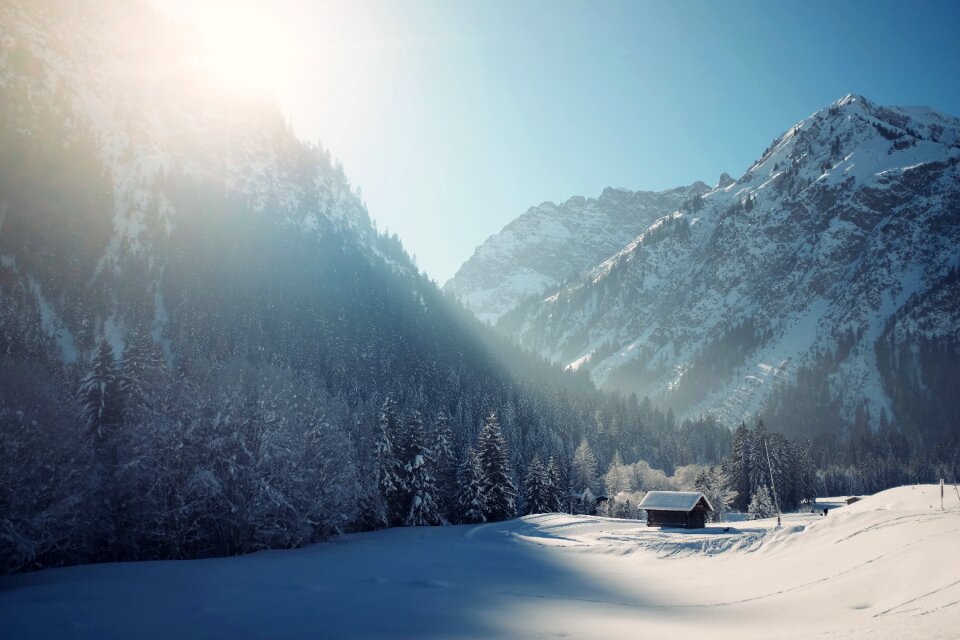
[151,0,960,284]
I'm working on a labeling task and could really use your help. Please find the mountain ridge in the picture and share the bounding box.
[444,180,710,324]
[452,93,960,435]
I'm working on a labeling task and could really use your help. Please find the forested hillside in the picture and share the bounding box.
[0,0,731,573]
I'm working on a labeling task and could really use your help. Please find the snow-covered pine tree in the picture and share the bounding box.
[749,421,769,500]
[300,415,361,539]
[729,422,752,511]
[404,411,441,526]
[571,437,598,513]
[604,450,633,496]
[476,412,517,521]
[457,447,486,524]
[748,484,776,520]
[373,396,404,526]
[695,465,737,522]
[79,338,124,456]
[118,327,169,416]
[767,432,791,511]
[546,455,566,513]
[793,441,818,505]
[432,411,456,523]
[523,455,551,514]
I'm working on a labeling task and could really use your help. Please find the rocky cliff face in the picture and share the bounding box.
[457,95,960,434]
[443,182,709,324]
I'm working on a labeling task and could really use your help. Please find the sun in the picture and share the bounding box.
[191,2,295,96]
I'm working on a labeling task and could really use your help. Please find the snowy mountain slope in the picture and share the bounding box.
[0,0,378,262]
[487,95,960,431]
[0,0,440,372]
[444,182,709,324]
[2,484,957,639]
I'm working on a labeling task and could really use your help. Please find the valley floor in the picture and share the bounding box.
[2,485,959,639]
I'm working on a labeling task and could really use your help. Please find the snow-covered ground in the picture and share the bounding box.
[2,485,958,639]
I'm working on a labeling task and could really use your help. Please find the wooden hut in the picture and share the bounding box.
[639,491,714,529]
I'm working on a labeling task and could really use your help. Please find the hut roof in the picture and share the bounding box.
[639,491,714,512]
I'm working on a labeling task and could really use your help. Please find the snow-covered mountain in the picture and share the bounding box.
[0,0,386,362]
[456,95,960,434]
[444,182,710,324]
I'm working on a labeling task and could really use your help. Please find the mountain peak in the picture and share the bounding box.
[457,96,960,433]
[717,173,735,189]
[834,93,869,108]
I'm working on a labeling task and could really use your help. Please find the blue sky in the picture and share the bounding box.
[154,0,960,283]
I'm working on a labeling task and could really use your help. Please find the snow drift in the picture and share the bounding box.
[2,484,957,639]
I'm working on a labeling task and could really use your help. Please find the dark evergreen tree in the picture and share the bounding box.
[456,448,486,524]
[523,455,551,515]
[78,338,124,453]
[476,412,516,521]
[403,411,441,526]
[432,411,457,522]
[546,455,565,513]
[749,421,771,502]
[118,327,169,416]
[728,422,752,511]
[792,440,818,506]
[373,396,404,526]
[767,432,791,511]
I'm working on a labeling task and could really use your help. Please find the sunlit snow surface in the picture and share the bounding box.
[2,485,958,639]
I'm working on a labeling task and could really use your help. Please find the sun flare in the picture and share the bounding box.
[192,3,294,96]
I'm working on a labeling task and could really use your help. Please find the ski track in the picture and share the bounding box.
[832,511,950,543]
[874,579,960,618]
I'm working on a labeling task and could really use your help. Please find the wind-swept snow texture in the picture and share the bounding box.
[2,484,957,639]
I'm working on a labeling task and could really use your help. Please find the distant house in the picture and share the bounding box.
[845,496,863,505]
[639,491,714,529]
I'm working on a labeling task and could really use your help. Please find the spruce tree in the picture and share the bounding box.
[729,422,752,511]
[794,441,818,505]
[404,412,440,526]
[119,327,169,416]
[78,338,126,559]
[523,455,551,515]
[748,485,776,520]
[546,455,565,512]
[749,420,770,499]
[457,448,486,524]
[604,450,632,495]
[571,437,598,512]
[79,338,123,454]
[432,411,456,522]
[476,412,516,521]
[767,432,791,511]
[373,396,404,526]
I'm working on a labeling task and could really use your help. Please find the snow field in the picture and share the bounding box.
[1,484,957,639]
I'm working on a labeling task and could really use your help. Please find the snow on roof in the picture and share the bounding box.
[639,491,713,512]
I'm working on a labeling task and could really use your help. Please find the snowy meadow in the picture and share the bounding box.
[2,484,958,639]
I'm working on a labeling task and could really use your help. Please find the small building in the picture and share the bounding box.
[845,496,863,505]
[638,491,714,529]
